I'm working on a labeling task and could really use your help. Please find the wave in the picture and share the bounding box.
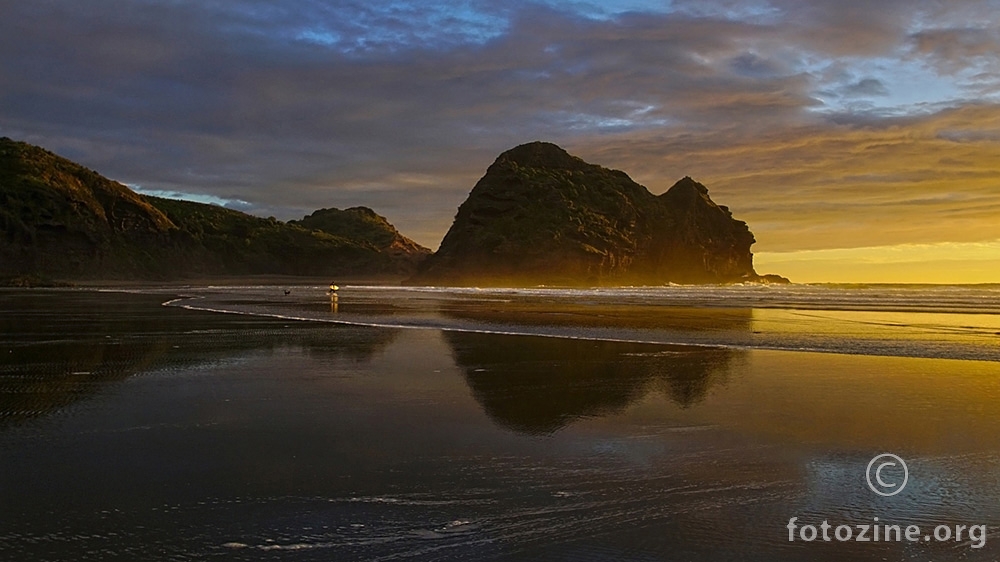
[156,285,1000,363]
[341,284,1000,314]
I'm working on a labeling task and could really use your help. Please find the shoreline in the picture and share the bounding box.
[152,286,1000,364]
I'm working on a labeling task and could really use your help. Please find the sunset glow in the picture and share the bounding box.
[756,241,1000,284]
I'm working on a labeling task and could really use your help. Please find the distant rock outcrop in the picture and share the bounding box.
[0,137,429,280]
[290,207,430,274]
[410,141,786,286]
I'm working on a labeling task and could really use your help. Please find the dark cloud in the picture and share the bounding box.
[909,26,1000,72]
[1,0,999,251]
[729,52,788,78]
[840,78,889,97]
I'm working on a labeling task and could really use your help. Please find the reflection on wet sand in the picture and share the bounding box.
[0,291,396,427]
[7,288,1000,562]
[442,300,754,336]
[445,331,737,434]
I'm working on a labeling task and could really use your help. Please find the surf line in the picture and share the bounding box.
[160,296,999,362]
[159,296,737,353]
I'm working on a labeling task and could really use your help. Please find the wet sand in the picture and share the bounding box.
[2,288,999,561]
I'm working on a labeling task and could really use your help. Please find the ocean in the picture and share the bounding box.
[1,284,999,561]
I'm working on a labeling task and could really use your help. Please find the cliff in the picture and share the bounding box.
[0,137,429,281]
[411,141,784,286]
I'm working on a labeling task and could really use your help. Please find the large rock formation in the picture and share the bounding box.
[0,137,429,281]
[411,141,784,286]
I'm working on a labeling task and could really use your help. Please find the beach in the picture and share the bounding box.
[2,286,1000,561]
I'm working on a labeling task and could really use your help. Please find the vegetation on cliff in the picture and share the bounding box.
[290,206,430,272]
[0,137,428,280]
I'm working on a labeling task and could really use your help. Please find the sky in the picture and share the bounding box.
[2,0,999,283]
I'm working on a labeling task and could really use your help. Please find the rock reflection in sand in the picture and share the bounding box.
[446,331,735,434]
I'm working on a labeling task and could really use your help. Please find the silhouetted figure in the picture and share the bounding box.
[283,289,291,296]
[327,282,340,311]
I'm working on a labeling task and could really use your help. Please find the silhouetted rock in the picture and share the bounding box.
[411,141,786,286]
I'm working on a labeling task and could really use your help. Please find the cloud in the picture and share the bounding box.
[840,78,889,97]
[574,103,1000,253]
[910,27,1000,71]
[728,52,788,78]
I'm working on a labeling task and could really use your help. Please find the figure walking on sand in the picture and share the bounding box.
[328,282,339,313]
